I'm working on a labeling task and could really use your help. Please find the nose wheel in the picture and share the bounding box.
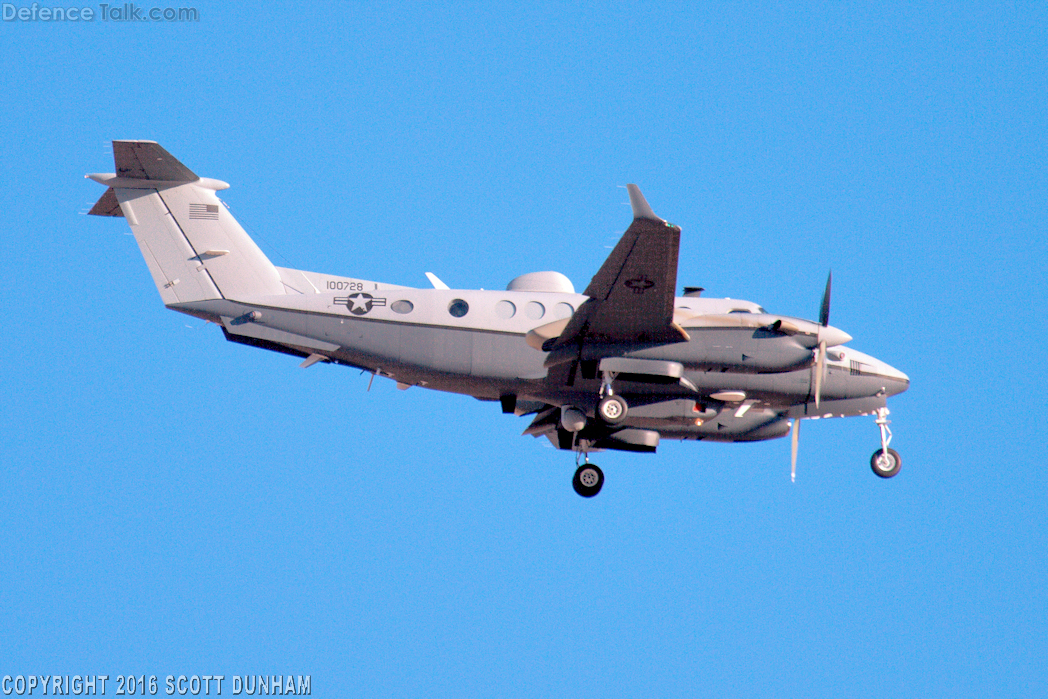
[870,407,901,478]
[871,447,901,478]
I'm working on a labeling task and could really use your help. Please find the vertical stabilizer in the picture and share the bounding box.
[88,141,286,305]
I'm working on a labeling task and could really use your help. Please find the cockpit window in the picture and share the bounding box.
[728,309,751,314]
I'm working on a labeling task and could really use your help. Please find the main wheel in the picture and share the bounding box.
[573,464,604,497]
[598,395,628,424]
[870,447,902,478]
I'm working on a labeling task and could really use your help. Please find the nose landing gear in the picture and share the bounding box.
[870,407,901,478]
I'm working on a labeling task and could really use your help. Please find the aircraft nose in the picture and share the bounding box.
[881,362,910,395]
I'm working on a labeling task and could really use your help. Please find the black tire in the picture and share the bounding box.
[598,395,628,424]
[870,448,902,478]
[572,464,604,497]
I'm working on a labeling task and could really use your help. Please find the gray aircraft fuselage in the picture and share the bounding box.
[171,281,907,441]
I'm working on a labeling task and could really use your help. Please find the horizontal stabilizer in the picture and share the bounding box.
[114,140,199,182]
[88,187,123,217]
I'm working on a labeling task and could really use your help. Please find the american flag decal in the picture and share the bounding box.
[189,203,220,220]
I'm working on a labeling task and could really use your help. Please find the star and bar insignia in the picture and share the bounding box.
[335,293,387,315]
[624,275,655,294]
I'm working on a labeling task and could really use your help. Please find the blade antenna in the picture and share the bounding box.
[790,418,800,483]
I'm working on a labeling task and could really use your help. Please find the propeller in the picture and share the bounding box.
[813,271,831,409]
[792,272,832,482]
[819,270,832,327]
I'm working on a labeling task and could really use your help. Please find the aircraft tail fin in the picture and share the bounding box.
[88,141,286,305]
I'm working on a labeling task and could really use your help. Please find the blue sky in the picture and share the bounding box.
[2,2,1046,696]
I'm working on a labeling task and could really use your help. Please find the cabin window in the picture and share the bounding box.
[495,300,516,319]
[554,302,575,319]
[391,300,414,314]
[448,299,469,318]
[525,301,545,320]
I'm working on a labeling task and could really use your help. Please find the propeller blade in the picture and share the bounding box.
[790,418,800,483]
[819,271,832,327]
[814,340,826,408]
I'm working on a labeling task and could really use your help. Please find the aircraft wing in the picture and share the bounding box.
[545,185,688,365]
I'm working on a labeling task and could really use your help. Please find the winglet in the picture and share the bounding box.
[627,184,663,222]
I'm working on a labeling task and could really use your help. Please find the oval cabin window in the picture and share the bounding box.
[391,300,414,314]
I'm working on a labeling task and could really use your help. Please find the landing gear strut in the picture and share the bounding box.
[572,452,604,497]
[870,407,901,478]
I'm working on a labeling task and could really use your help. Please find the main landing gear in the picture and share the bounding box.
[559,408,605,497]
[870,406,901,478]
[571,370,625,497]
[597,370,628,424]
[598,394,628,423]
[571,438,604,498]
[573,458,605,498]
